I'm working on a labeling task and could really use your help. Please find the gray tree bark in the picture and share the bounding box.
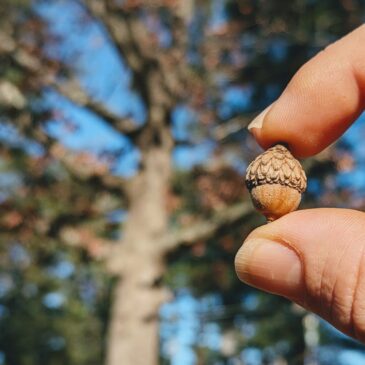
[106,147,171,365]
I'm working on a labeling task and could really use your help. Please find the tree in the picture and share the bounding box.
[0,1,364,365]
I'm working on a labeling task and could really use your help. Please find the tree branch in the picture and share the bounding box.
[83,0,145,73]
[163,202,254,250]
[80,0,152,104]
[59,225,117,260]
[10,41,146,139]
[80,0,184,108]
[49,142,133,200]
[55,79,144,138]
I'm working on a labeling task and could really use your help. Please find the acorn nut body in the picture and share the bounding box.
[245,144,307,222]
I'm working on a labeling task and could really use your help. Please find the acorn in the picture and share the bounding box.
[245,144,307,222]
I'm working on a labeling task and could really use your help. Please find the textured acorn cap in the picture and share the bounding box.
[245,144,307,221]
[246,144,307,193]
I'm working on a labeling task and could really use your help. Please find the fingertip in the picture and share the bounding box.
[250,99,352,158]
[235,236,303,299]
[248,102,316,158]
[247,26,365,157]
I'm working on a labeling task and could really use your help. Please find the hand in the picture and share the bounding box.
[235,25,365,342]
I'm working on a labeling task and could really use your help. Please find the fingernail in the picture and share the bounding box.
[235,238,302,297]
[247,104,274,131]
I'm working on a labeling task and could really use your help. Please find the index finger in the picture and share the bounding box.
[249,25,365,158]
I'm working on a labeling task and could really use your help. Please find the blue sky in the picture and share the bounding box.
[37,0,256,176]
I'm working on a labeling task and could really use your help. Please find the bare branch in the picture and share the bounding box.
[59,225,117,260]
[83,0,145,73]
[163,202,254,250]
[80,0,184,108]
[4,111,132,202]
[10,42,145,139]
[80,0,151,103]
[49,142,133,199]
[55,79,144,138]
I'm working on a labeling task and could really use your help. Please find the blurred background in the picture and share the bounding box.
[1,0,365,364]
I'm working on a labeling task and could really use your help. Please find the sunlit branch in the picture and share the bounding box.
[54,146,133,201]
[162,202,254,250]
[58,225,117,260]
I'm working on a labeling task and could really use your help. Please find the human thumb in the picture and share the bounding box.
[235,208,365,341]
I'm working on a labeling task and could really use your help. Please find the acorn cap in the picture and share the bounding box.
[245,144,307,193]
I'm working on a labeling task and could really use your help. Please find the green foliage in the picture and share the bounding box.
[0,240,113,365]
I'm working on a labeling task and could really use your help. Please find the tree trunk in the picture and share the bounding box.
[106,258,168,365]
[106,147,171,365]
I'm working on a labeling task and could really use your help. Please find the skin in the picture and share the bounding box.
[235,25,365,342]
